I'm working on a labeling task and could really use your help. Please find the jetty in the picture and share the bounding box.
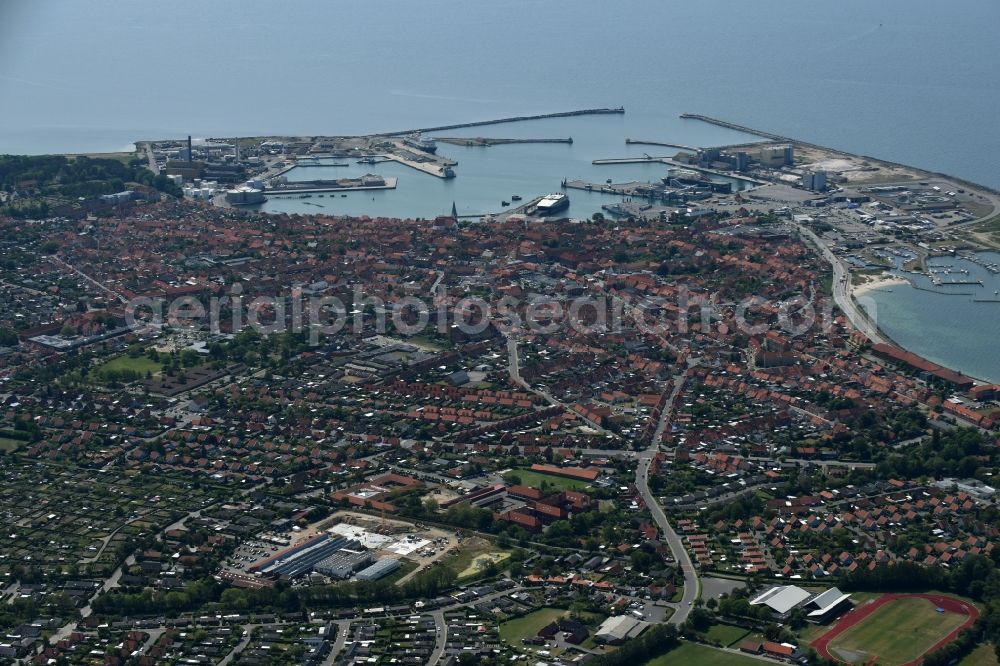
[435,137,573,147]
[932,279,983,286]
[382,154,454,179]
[266,177,397,195]
[381,107,624,137]
[502,195,547,217]
[625,138,698,152]
[564,179,651,196]
[591,156,766,185]
[292,161,350,167]
[911,284,973,296]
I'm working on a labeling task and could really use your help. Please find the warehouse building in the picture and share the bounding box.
[595,615,646,644]
[313,550,373,580]
[355,558,401,581]
[253,535,362,579]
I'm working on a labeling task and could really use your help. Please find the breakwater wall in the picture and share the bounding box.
[381,107,624,137]
[681,113,1000,197]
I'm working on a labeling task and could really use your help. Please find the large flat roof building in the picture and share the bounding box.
[803,587,852,622]
[595,615,646,644]
[749,585,812,615]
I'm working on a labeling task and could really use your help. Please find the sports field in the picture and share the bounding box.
[814,594,978,666]
[512,467,591,491]
[95,354,163,377]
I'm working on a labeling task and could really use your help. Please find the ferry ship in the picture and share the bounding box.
[662,167,708,185]
[535,193,569,215]
[403,133,438,154]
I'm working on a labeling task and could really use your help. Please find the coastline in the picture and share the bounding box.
[850,270,999,387]
[850,273,911,298]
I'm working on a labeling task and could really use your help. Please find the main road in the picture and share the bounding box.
[634,367,699,625]
[793,222,886,344]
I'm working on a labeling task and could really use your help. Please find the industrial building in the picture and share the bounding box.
[801,170,828,192]
[595,615,647,644]
[313,550,373,580]
[933,478,996,500]
[225,185,266,205]
[355,558,401,581]
[251,535,363,579]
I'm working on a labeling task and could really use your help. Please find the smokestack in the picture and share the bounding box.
[187,135,192,161]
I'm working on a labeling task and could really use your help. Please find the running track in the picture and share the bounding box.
[812,593,979,666]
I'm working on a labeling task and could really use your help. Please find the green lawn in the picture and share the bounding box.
[511,467,592,492]
[645,640,764,665]
[0,437,25,452]
[96,354,163,376]
[702,623,750,647]
[959,643,1000,666]
[827,597,969,665]
[500,607,569,646]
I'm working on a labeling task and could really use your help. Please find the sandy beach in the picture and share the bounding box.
[851,272,911,297]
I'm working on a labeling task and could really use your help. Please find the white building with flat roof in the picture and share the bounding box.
[750,585,812,616]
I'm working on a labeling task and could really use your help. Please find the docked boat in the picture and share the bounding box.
[663,167,709,186]
[511,195,522,201]
[535,193,569,216]
[403,133,438,154]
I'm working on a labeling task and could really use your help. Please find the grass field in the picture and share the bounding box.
[442,537,508,579]
[645,640,764,665]
[959,643,1000,666]
[500,607,569,646]
[512,468,591,492]
[458,551,511,579]
[0,437,25,452]
[702,623,750,647]
[96,355,163,376]
[827,597,968,665]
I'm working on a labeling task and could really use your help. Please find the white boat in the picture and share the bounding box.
[535,193,569,215]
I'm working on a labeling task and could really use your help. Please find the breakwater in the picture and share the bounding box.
[680,113,1000,197]
[625,138,698,152]
[435,137,573,147]
[381,107,624,137]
